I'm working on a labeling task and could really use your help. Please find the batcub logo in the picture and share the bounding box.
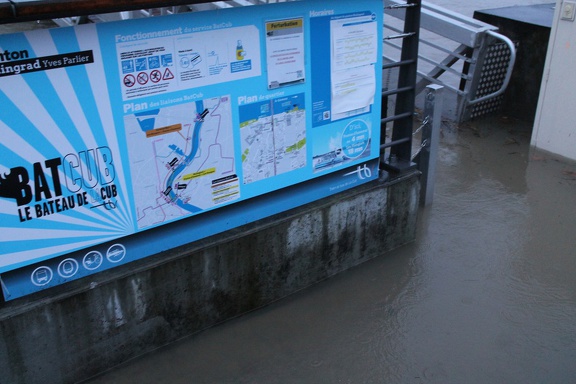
[0,147,118,222]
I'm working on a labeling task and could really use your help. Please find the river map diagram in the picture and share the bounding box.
[123,95,238,229]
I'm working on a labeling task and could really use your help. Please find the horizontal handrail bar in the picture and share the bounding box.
[382,52,471,86]
[385,3,418,10]
[381,111,413,125]
[418,53,472,80]
[385,38,473,69]
[384,32,417,40]
[416,72,464,94]
[385,0,496,47]
[383,59,416,69]
[382,86,414,97]
[380,137,411,150]
[419,38,474,64]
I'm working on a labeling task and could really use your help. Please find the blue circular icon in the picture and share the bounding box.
[31,266,53,286]
[107,244,126,263]
[83,251,103,271]
[58,258,79,278]
[341,119,370,159]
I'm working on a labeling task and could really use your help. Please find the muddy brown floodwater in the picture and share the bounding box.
[85,115,576,384]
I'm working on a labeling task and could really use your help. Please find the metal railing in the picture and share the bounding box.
[380,0,446,206]
[380,0,421,177]
[384,0,516,122]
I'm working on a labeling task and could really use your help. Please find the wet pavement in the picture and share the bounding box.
[85,113,576,383]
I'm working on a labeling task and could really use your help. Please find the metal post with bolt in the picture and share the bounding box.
[418,84,443,206]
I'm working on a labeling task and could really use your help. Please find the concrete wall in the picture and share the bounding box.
[532,0,576,161]
[0,172,420,384]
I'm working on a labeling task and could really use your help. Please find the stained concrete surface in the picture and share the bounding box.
[85,116,576,383]
[0,167,419,384]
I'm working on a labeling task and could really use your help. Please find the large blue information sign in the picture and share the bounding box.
[0,0,383,299]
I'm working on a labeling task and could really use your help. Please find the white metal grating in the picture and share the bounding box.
[470,41,514,119]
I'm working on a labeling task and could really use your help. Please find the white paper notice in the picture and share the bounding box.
[330,14,377,120]
[265,18,305,89]
[331,65,375,116]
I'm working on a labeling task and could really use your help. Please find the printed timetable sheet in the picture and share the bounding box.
[330,12,378,121]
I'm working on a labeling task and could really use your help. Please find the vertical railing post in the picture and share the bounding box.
[388,0,421,169]
[419,84,443,206]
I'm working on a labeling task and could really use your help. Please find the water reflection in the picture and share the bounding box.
[87,117,576,383]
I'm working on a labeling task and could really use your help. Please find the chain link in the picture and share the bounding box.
[411,139,429,161]
[411,114,431,160]
[412,115,429,136]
